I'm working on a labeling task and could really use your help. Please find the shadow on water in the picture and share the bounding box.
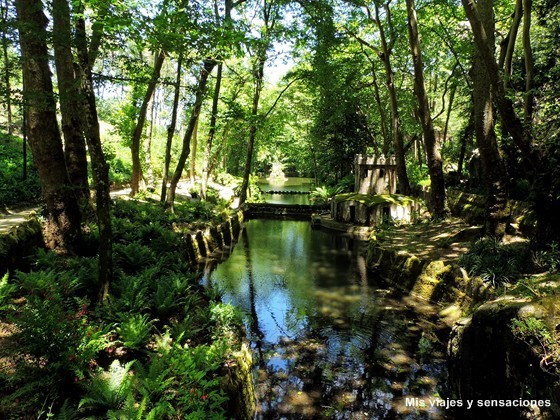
[204,219,449,419]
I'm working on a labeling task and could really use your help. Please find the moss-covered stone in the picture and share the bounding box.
[0,217,43,275]
[221,342,256,419]
[334,193,417,207]
[448,298,560,418]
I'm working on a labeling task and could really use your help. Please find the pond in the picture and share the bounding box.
[257,177,315,205]
[205,219,449,418]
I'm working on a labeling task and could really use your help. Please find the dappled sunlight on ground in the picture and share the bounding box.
[376,218,480,262]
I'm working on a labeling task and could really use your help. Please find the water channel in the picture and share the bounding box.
[205,181,449,418]
[257,177,315,205]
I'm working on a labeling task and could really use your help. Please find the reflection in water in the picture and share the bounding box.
[258,177,315,205]
[205,219,448,418]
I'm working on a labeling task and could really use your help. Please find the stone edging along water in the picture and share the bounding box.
[366,239,560,418]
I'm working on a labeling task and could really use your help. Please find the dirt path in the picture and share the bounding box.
[0,184,205,236]
[374,218,482,263]
[0,207,38,235]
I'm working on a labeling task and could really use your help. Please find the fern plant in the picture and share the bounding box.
[0,272,16,310]
[78,360,136,416]
[309,185,342,205]
[114,242,156,274]
[117,313,152,351]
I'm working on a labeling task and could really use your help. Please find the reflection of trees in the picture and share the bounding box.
[242,228,265,367]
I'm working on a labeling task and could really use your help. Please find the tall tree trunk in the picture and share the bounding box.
[501,0,522,86]
[1,0,12,136]
[165,58,216,211]
[52,0,90,201]
[161,53,183,203]
[522,0,534,124]
[201,62,223,199]
[462,0,535,161]
[144,92,156,190]
[443,85,456,144]
[130,50,165,196]
[405,0,448,216]
[373,2,411,195]
[238,56,265,206]
[15,0,81,252]
[457,108,474,178]
[462,0,559,243]
[363,49,390,156]
[467,0,509,236]
[190,118,198,181]
[75,1,112,301]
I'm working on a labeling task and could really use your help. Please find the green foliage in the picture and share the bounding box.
[102,142,133,186]
[334,174,355,193]
[117,313,152,351]
[78,360,136,417]
[2,270,110,416]
[334,192,417,207]
[511,316,559,376]
[165,343,229,418]
[407,160,430,189]
[0,272,16,310]
[532,242,560,273]
[0,136,41,207]
[309,185,342,204]
[114,242,156,274]
[460,238,531,286]
[209,302,242,340]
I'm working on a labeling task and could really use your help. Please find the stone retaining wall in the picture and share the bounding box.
[366,243,559,418]
[0,217,43,275]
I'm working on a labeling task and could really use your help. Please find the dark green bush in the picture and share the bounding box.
[0,137,41,207]
[460,237,532,286]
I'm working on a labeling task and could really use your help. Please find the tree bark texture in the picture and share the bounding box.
[161,53,183,203]
[130,50,165,196]
[52,0,90,201]
[238,54,265,206]
[373,2,411,195]
[201,63,223,199]
[166,58,216,211]
[462,0,535,163]
[522,0,534,124]
[468,0,509,236]
[1,1,12,136]
[405,0,448,216]
[15,0,82,253]
[502,0,522,85]
[75,2,113,301]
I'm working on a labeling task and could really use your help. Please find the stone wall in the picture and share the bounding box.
[183,210,244,264]
[0,217,43,275]
[366,243,559,418]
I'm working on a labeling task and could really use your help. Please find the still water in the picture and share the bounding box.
[258,178,315,205]
[206,219,448,418]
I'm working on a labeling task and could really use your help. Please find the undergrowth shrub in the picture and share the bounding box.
[532,242,560,273]
[0,136,41,207]
[460,237,532,286]
[511,316,560,377]
[1,198,241,418]
[2,270,111,417]
[117,313,152,351]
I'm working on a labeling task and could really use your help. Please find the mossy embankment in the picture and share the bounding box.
[365,215,559,418]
